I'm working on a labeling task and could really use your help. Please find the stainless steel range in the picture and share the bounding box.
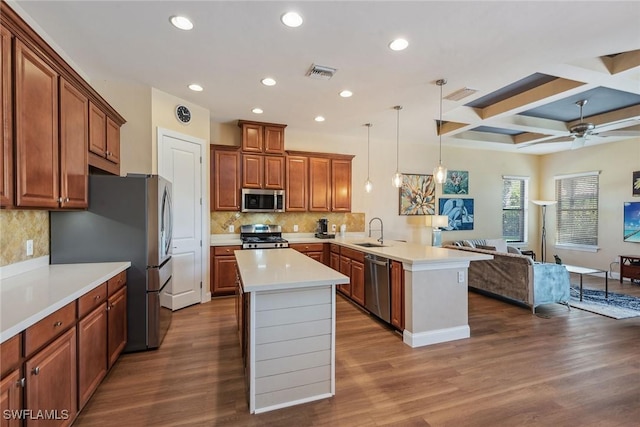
[240,224,289,249]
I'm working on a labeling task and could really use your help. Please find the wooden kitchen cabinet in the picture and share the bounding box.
[238,120,286,155]
[14,39,59,208]
[289,242,326,264]
[25,327,77,427]
[0,369,22,427]
[78,303,107,410]
[212,246,241,296]
[0,25,12,208]
[105,117,120,164]
[339,256,352,297]
[331,158,352,212]
[89,102,120,166]
[241,154,284,190]
[309,157,331,212]
[350,259,365,306]
[107,285,127,369]
[211,145,241,211]
[285,155,307,211]
[390,260,404,331]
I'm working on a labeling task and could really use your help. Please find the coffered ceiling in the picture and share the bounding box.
[10,1,640,155]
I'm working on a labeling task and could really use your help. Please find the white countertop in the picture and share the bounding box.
[235,248,349,293]
[0,261,131,343]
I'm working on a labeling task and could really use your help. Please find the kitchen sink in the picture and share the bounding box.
[354,242,386,248]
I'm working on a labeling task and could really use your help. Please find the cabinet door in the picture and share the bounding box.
[14,40,59,208]
[331,159,352,212]
[107,286,127,369]
[264,155,285,189]
[59,78,88,209]
[241,122,263,153]
[88,102,106,157]
[213,256,239,296]
[338,256,351,296]
[263,125,284,154]
[212,147,240,211]
[106,117,120,164]
[309,157,331,212]
[390,260,404,331]
[0,369,22,427]
[25,327,77,427]
[78,304,107,409]
[350,260,365,306]
[0,26,12,208]
[285,156,307,211]
[330,252,340,271]
[241,154,263,189]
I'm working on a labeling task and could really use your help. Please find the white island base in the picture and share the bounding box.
[235,249,349,414]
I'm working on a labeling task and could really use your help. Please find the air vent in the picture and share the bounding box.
[306,64,337,80]
[444,87,478,101]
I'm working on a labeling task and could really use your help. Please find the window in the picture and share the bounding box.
[555,171,599,249]
[502,176,528,243]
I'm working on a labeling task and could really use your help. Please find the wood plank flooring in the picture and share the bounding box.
[74,277,640,426]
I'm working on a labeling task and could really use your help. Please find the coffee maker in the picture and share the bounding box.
[315,218,334,238]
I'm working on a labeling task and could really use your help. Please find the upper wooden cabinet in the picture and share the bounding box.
[242,154,284,190]
[0,26,12,208]
[285,155,308,211]
[238,120,286,154]
[211,145,241,211]
[309,157,331,212]
[89,101,121,172]
[331,158,352,212]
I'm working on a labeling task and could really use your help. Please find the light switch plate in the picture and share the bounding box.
[293,224,298,232]
[458,271,464,283]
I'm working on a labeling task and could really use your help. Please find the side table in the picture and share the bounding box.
[521,250,536,261]
[619,255,640,283]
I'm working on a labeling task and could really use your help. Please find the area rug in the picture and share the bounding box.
[569,287,640,319]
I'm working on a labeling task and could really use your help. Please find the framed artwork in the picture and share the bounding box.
[399,174,435,215]
[439,198,474,230]
[624,202,640,242]
[633,171,640,197]
[443,170,469,195]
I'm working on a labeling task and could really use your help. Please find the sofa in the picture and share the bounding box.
[443,244,570,313]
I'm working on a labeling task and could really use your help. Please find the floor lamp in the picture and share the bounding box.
[532,200,557,263]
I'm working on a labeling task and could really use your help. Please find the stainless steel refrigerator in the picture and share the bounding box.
[50,174,173,352]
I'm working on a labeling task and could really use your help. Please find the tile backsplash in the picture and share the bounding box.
[211,212,365,235]
[0,210,49,266]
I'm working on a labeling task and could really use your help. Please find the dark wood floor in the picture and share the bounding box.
[74,277,640,426]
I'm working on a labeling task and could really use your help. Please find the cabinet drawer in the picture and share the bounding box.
[341,247,364,262]
[0,333,21,377]
[78,282,107,318]
[330,244,340,254]
[290,243,324,253]
[214,245,241,256]
[107,270,127,296]
[24,302,76,357]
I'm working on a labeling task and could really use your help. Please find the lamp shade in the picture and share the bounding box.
[531,200,557,206]
[426,215,449,229]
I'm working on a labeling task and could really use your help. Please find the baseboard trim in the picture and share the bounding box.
[403,325,470,348]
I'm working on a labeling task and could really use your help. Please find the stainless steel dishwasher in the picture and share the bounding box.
[364,254,391,322]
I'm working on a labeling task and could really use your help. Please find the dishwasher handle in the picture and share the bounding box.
[365,255,388,267]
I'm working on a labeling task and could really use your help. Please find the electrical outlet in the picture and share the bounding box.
[26,239,34,256]
[228,225,234,233]
[293,224,298,232]
[331,224,336,232]
[458,271,464,283]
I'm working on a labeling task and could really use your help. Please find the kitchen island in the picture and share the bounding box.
[235,248,349,414]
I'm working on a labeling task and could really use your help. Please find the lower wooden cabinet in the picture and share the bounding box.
[350,260,365,306]
[78,304,107,409]
[0,369,22,427]
[107,286,127,368]
[212,246,241,296]
[25,327,77,427]
[289,243,327,265]
[390,260,405,331]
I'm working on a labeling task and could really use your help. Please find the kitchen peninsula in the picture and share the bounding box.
[235,248,349,414]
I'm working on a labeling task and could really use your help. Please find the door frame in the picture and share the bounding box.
[157,127,211,303]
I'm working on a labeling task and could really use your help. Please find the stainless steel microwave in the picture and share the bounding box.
[241,189,285,212]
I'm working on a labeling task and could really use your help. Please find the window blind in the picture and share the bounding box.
[555,172,599,246]
[502,177,527,242]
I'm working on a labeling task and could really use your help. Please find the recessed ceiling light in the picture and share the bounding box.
[252,108,264,114]
[339,90,353,98]
[389,38,409,51]
[281,11,303,28]
[188,84,203,92]
[261,77,277,86]
[170,16,193,31]
[314,116,325,122]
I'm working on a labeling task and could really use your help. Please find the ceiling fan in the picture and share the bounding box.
[522,99,640,150]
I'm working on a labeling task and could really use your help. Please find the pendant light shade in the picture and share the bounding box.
[392,106,403,188]
[433,79,448,184]
[364,123,373,193]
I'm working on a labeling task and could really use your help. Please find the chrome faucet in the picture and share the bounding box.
[368,217,384,244]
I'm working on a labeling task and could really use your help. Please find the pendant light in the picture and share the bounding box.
[364,123,373,193]
[392,105,403,188]
[433,79,448,184]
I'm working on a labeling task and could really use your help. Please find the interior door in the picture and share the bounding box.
[159,130,202,310]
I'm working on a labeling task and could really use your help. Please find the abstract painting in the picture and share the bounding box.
[439,198,474,230]
[399,174,435,215]
[443,170,469,194]
[634,171,640,197]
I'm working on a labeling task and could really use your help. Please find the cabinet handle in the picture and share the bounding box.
[53,321,63,327]
[57,197,63,203]
[32,367,40,375]
[95,295,101,300]
[18,378,25,388]
[106,305,111,311]
[65,197,70,202]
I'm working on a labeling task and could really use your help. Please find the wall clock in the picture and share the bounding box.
[175,104,192,124]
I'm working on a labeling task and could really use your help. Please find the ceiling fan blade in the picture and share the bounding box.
[571,136,587,150]
[594,125,640,137]
[516,136,573,149]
